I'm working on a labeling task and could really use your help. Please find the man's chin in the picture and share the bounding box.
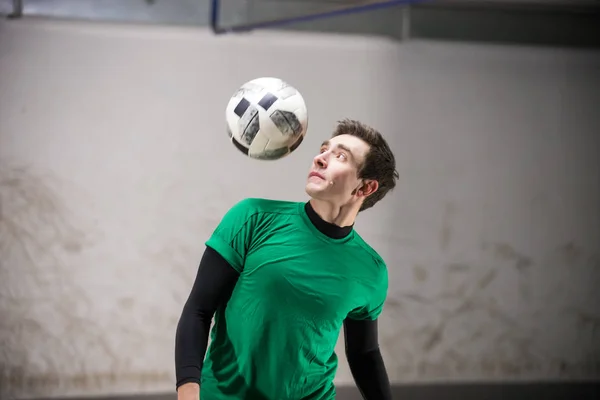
[305,183,322,197]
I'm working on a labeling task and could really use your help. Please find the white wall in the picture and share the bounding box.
[0,18,599,399]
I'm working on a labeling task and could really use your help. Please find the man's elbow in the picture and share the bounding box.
[346,346,381,364]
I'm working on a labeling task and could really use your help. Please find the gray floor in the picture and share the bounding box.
[38,382,600,400]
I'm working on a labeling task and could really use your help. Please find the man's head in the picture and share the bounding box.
[305,119,399,212]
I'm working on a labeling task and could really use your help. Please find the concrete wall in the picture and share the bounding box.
[0,18,599,399]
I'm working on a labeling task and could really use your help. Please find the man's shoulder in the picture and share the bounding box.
[227,197,301,218]
[346,234,389,309]
[351,232,387,270]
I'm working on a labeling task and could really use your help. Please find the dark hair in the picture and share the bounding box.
[331,119,399,212]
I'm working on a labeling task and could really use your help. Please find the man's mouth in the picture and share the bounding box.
[309,171,325,180]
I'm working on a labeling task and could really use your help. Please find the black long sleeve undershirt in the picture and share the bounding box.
[174,246,239,388]
[344,318,393,400]
[175,247,392,399]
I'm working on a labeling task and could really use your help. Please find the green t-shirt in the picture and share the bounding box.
[202,198,388,400]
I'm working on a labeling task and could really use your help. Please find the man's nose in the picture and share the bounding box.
[314,152,328,168]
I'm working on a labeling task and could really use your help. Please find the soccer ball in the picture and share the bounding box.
[225,77,308,160]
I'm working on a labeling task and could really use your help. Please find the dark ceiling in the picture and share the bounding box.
[1,0,599,48]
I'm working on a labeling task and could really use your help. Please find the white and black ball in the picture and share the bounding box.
[225,77,308,160]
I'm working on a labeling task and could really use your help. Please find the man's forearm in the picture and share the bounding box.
[174,246,240,391]
[174,306,212,388]
[347,348,392,400]
[343,318,392,400]
[177,382,200,400]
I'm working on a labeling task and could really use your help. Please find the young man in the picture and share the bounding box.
[175,119,399,400]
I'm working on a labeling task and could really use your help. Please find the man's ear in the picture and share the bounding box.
[357,179,378,197]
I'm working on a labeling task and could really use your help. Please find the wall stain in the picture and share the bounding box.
[483,241,533,271]
[62,239,83,253]
[446,263,470,273]
[412,264,428,283]
[423,323,444,351]
[478,269,497,290]
[557,242,584,265]
[401,292,432,304]
[439,202,457,252]
[569,309,600,336]
[118,297,135,310]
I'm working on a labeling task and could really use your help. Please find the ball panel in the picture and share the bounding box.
[236,80,266,97]
[248,131,270,158]
[254,145,290,161]
[233,97,251,117]
[278,86,298,100]
[249,77,288,92]
[257,92,278,111]
[269,109,303,137]
[239,104,260,145]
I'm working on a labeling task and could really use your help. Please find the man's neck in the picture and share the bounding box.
[308,198,359,228]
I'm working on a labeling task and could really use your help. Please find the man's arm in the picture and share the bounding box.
[343,318,393,400]
[174,246,240,397]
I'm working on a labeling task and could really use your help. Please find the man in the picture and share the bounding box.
[175,119,399,400]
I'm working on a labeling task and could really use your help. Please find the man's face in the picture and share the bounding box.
[305,134,372,206]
